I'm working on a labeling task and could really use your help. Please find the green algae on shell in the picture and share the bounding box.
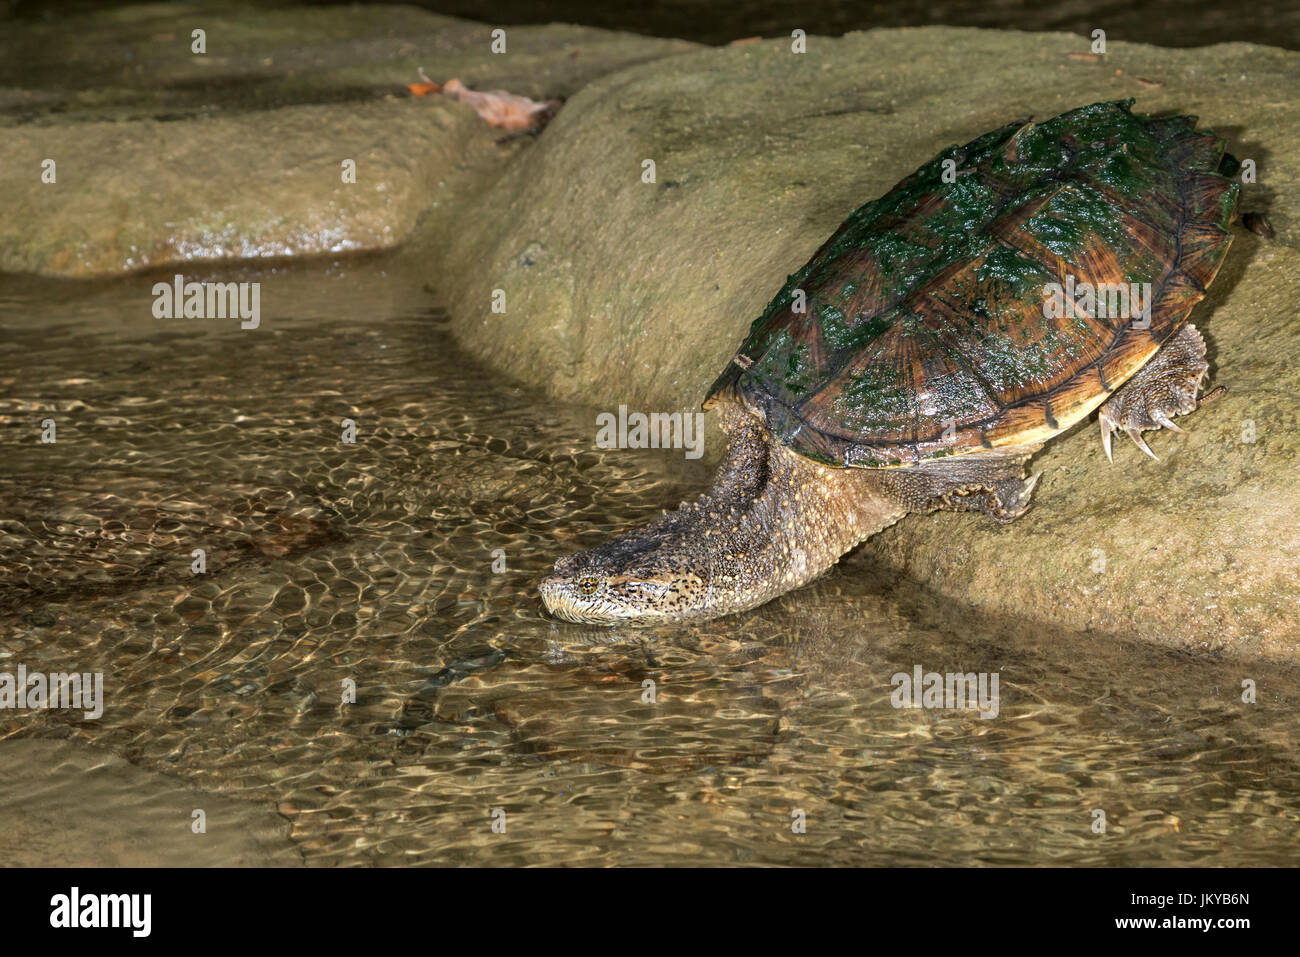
[706,100,1238,467]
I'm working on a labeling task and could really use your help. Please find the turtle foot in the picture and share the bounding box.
[944,470,1042,524]
[920,470,1041,525]
[1098,324,1209,463]
[881,448,1043,525]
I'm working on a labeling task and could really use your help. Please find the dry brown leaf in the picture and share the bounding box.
[440,77,560,131]
[408,69,561,131]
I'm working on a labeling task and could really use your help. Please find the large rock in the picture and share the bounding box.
[0,4,699,276]
[424,28,1299,659]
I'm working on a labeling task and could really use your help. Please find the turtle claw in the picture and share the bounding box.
[1126,427,1159,460]
[1100,414,1115,463]
[1151,409,1186,433]
[1095,324,1209,464]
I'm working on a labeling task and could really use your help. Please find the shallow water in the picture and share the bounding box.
[2,259,1298,866]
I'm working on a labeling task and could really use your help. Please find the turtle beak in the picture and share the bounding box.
[538,574,564,615]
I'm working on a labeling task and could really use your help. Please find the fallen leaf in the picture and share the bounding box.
[1068,52,1101,61]
[1136,77,1163,89]
[440,76,561,131]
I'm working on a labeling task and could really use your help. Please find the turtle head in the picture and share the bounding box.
[538,535,710,626]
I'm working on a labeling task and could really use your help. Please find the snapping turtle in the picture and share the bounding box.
[540,100,1239,625]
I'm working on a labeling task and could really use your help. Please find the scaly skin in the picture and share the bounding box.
[540,397,912,625]
[540,392,1054,626]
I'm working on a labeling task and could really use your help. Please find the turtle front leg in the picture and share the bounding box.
[873,445,1043,526]
[1098,324,1211,462]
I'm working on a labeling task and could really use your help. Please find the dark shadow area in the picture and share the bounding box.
[328,0,1295,49]
[6,0,1297,50]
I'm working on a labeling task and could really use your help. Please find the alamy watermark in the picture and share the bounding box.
[0,664,103,719]
[1042,275,1152,327]
[891,665,999,719]
[596,405,704,459]
[49,887,150,937]
[152,274,260,329]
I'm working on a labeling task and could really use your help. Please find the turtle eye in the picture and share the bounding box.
[577,576,600,597]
